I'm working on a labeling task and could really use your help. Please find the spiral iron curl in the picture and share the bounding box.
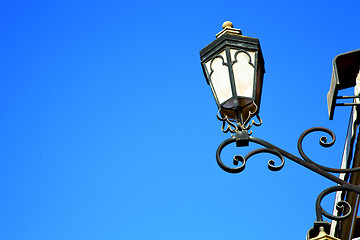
[315,185,360,221]
[298,127,360,173]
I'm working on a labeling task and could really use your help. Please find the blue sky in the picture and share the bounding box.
[0,0,360,239]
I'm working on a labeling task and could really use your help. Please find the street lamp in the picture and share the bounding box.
[200,21,360,239]
[200,21,265,146]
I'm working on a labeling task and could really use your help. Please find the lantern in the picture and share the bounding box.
[200,21,265,131]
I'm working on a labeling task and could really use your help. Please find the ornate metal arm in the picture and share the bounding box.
[216,127,360,222]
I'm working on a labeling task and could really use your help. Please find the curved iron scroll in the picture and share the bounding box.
[216,127,360,222]
[315,185,360,221]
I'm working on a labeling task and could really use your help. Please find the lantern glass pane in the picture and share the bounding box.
[205,50,232,105]
[230,49,256,99]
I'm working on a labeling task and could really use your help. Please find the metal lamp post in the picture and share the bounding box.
[200,21,360,239]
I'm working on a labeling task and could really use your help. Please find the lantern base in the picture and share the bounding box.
[220,98,258,124]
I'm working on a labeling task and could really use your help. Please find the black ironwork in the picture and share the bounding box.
[216,127,360,224]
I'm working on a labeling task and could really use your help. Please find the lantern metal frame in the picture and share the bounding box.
[200,28,265,133]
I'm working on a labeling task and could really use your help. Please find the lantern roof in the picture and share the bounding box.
[200,31,264,64]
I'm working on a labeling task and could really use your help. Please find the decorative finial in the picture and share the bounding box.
[222,21,233,29]
[216,21,242,38]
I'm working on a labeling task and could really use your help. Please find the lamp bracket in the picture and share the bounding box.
[216,127,360,229]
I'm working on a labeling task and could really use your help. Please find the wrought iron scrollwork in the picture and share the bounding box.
[217,110,238,134]
[216,105,262,134]
[298,127,360,173]
[216,126,360,223]
[216,137,284,173]
[315,185,360,221]
[242,106,262,131]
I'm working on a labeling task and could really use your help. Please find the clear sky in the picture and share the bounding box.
[1,0,360,239]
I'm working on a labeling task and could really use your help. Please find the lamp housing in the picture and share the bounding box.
[200,22,265,128]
